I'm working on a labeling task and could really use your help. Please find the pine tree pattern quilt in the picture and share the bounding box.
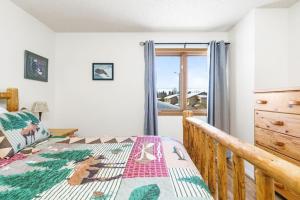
[0,136,213,200]
[0,111,50,158]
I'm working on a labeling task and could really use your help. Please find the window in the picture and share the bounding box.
[156,48,208,116]
[156,56,181,111]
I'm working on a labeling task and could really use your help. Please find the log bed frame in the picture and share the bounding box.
[0,88,19,112]
[1,88,299,199]
[183,111,300,200]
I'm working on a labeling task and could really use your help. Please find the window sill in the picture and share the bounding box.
[158,110,207,116]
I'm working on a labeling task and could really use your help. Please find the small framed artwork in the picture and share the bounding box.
[92,63,114,80]
[24,50,48,82]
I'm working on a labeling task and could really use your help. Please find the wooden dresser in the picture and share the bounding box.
[254,88,300,200]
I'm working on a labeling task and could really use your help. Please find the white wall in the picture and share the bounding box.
[255,9,289,89]
[0,0,227,141]
[54,32,228,139]
[254,4,300,89]
[229,5,300,144]
[288,1,300,85]
[0,0,55,127]
[229,3,300,177]
[229,11,256,177]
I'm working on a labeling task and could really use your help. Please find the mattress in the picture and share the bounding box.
[0,136,212,200]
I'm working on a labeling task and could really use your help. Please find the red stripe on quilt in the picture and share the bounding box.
[123,136,168,178]
[0,153,27,168]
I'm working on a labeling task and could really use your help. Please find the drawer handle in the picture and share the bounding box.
[256,100,267,104]
[271,120,284,126]
[288,100,300,106]
[275,141,285,147]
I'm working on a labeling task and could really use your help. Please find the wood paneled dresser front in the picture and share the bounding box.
[255,87,300,200]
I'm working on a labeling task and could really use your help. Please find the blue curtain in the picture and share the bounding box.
[208,41,230,134]
[144,41,158,135]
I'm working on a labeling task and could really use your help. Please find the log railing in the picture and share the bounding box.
[183,111,300,200]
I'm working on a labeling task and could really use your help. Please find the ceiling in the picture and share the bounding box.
[11,0,297,32]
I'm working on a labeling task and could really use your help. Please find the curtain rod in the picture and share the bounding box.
[139,42,230,46]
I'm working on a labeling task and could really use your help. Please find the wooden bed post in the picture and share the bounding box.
[255,169,275,200]
[200,130,208,183]
[0,88,19,112]
[232,154,245,200]
[7,88,19,112]
[207,136,217,198]
[183,110,193,151]
[189,124,195,159]
[195,127,203,170]
[217,143,228,200]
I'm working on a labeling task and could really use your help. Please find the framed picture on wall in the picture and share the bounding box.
[92,63,114,80]
[24,50,48,82]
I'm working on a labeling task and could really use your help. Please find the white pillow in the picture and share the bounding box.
[0,107,8,115]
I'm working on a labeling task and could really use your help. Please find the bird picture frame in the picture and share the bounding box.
[24,50,48,82]
[92,63,114,80]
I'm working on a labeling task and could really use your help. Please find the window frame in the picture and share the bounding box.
[155,48,208,116]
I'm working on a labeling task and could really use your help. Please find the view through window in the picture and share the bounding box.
[156,56,181,111]
[156,48,208,115]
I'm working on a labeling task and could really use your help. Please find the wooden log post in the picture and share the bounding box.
[182,110,193,152]
[186,117,300,198]
[0,88,19,112]
[189,124,194,158]
[232,154,245,200]
[194,127,202,170]
[7,88,19,112]
[191,125,199,163]
[190,125,197,163]
[207,136,217,198]
[217,143,228,200]
[195,127,203,171]
[201,132,208,184]
[255,169,275,200]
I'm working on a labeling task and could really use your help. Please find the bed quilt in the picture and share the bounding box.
[0,136,212,200]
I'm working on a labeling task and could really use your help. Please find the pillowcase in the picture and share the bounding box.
[0,111,50,158]
[0,107,8,115]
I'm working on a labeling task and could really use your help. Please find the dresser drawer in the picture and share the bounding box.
[255,127,300,161]
[256,144,300,166]
[255,111,300,138]
[255,91,300,114]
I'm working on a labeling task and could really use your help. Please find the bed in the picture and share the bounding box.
[0,88,212,200]
[2,88,300,200]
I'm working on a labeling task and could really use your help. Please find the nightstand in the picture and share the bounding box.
[49,128,78,137]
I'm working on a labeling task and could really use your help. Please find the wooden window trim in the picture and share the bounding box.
[155,48,207,56]
[158,110,207,116]
[156,48,208,116]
